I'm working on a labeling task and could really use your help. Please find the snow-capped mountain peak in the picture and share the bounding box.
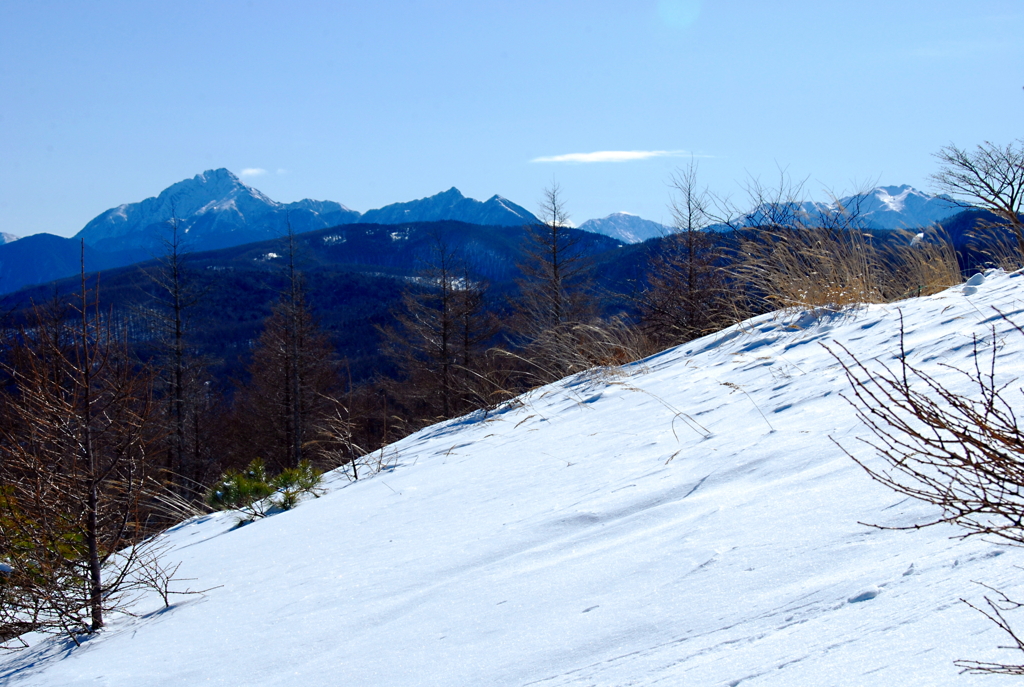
[742,184,961,230]
[577,212,670,243]
[873,184,915,213]
[73,169,360,253]
[360,188,538,226]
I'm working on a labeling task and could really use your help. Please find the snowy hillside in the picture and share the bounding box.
[5,273,1024,686]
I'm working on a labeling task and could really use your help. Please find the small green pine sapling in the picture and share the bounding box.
[205,459,324,521]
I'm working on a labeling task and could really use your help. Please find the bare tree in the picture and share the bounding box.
[931,140,1024,262]
[231,291,338,472]
[640,162,731,346]
[229,225,339,472]
[511,183,598,381]
[381,230,492,420]
[0,253,157,642]
[142,210,215,497]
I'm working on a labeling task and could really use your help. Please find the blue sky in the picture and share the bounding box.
[1,1,1021,237]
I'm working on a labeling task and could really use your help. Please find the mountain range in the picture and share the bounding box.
[76,169,360,254]
[0,172,974,295]
[0,172,543,295]
[742,184,962,231]
[359,186,537,227]
[76,170,538,256]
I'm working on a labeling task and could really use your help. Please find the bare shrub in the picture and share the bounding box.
[829,317,1024,674]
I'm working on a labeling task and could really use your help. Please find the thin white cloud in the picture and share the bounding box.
[276,168,290,175]
[531,150,694,164]
[240,168,268,177]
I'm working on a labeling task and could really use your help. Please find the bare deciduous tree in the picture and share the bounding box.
[931,140,1024,262]
[228,223,341,472]
[0,256,157,642]
[640,162,731,346]
[511,183,600,381]
[231,291,339,472]
[381,230,492,420]
[142,210,216,498]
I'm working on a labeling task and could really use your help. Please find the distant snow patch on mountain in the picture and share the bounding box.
[0,233,20,244]
[360,187,538,227]
[577,212,671,243]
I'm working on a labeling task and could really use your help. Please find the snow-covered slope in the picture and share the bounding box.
[360,187,538,227]
[0,233,19,244]
[577,212,670,243]
[744,184,961,230]
[75,169,361,253]
[6,273,1024,686]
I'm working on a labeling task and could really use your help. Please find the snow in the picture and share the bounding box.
[874,185,911,213]
[6,273,1024,685]
[361,189,539,227]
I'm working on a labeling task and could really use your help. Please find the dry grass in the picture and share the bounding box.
[732,225,962,315]
[965,223,1024,273]
[887,228,964,298]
